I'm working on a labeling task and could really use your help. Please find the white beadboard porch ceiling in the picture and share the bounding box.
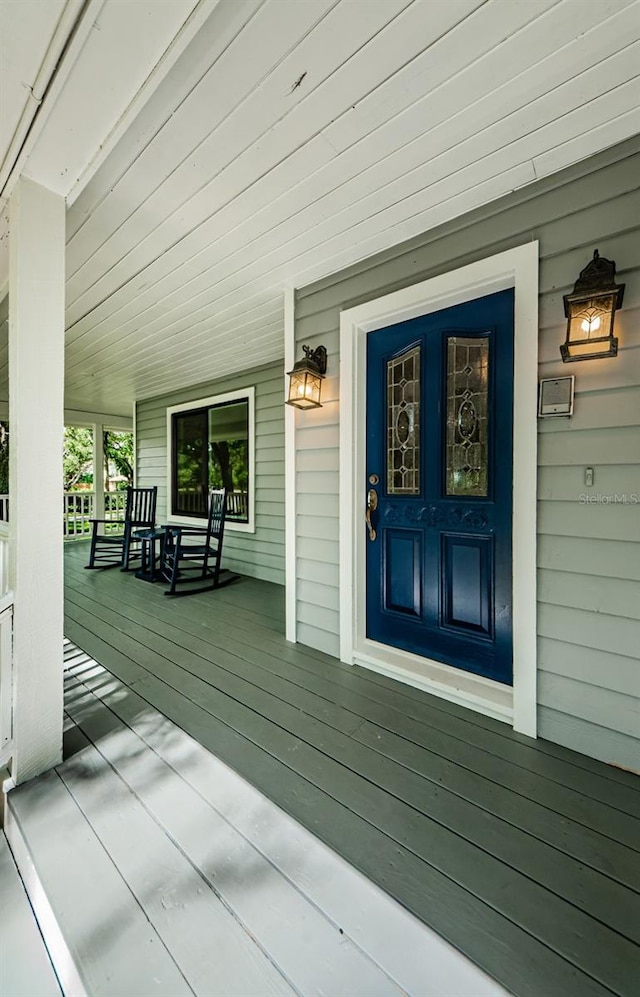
[1,0,639,416]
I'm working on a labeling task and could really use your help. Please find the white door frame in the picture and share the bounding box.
[339,243,539,737]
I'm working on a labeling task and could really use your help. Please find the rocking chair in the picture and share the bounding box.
[160,489,232,596]
[86,486,157,570]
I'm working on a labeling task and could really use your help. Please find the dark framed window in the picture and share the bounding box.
[169,389,254,528]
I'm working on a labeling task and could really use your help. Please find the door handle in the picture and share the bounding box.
[365,488,378,541]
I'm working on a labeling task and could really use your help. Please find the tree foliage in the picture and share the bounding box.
[63,427,93,490]
[104,430,134,486]
[210,440,248,492]
[0,424,135,494]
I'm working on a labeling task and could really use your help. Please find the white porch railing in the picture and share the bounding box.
[0,521,13,767]
[104,490,127,519]
[63,491,94,540]
[0,492,128,539]
[63,490,128,540]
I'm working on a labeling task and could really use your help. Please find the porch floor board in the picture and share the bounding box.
[60,542,640,997]
[0,832,62,996]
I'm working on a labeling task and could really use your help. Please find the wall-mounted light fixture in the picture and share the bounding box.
[286,345,327,409]
[561,249,624,362]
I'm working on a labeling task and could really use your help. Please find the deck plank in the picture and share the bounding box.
[64,666,504,997]
[66,563,640,812]
[63,564,640,819]
[57,731,300,997]
[64,546,640,997]
[63,590,640,944]
[7,770,194,997]
[65,578,640,855]
[63,670,491,997]
[64,657,511,997]
[63,619,622,997]
[349,662,640,789]
[60,724,393,996]
[0,833,62,997]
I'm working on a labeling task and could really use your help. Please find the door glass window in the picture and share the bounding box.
[446,336,489,497]
[387,345,420,495]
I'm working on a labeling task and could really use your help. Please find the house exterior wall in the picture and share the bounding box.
[293,135,640,771]
[136,361,285,585]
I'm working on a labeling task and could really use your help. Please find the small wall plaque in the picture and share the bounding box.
[538,376,575,418]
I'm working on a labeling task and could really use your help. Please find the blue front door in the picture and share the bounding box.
[365,289,514,685]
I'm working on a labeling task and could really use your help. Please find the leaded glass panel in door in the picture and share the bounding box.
[386,345,420,495]
[445,336,489,497]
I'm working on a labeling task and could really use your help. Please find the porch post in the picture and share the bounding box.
[93,423,105,521]
[284,287,297,643]
[9,177,65,783]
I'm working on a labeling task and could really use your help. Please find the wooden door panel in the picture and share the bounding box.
[366,289,514,684]
[441,533,493,637]
[383,530,422,617]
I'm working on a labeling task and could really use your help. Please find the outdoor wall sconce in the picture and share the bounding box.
[561,249,625,362]
[286,345,327,409]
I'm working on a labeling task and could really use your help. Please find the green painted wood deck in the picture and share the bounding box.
[63,542,640,997]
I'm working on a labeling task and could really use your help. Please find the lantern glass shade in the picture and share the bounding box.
[562,292,618,361]
[287,368,323,409]
[286,344,327,409]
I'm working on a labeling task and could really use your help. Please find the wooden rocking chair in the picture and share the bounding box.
[86,486,157,570]
[160,489,232,596]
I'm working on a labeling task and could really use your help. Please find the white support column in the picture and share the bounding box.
[9,177,65,783]
[93,423,105,521]
[284,287,297,643]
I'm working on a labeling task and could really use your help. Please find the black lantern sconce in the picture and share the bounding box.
[561,249,625,362]
[286,345,327,409]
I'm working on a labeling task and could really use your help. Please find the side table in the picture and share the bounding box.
[133,527,166,583]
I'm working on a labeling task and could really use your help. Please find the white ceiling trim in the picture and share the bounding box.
[0,0,102,204]
[65,0,221,206]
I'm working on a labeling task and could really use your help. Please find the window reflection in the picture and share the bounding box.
[208,401,249,521]
[172,397,250,522]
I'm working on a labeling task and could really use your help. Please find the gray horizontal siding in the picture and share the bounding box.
[537,535,640,582]
[538,709,640,774]
[136,361,285,585]
[294,134,640,770]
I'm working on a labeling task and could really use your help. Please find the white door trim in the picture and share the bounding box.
[339,242,538,737]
